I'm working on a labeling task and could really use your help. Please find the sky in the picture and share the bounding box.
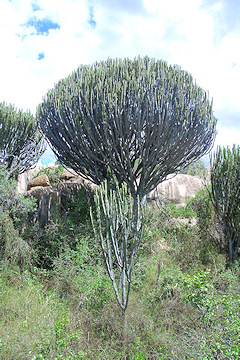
[0,0,239,164]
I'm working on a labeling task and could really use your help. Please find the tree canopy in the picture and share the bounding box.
[37,56,216,201]
[0,102,45,176]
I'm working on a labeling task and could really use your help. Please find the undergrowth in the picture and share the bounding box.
[0,170,239,359]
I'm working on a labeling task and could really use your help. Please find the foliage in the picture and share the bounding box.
[52,237,112,311]
[0,166,36,228]
[182,267,240,359]
[61,185,95,224]
[0,102,45,177]
[187,187,226,253]
[0,211,34,270]
[37,56,216,202]
[35,165,64,185]
[145,200,217,270]
[180,159,208,179]
[0,192,239,359]
[0,167,37,270]
[27,184,94,269]
[210,145,240,263]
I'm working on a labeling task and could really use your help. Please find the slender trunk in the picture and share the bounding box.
[122,308,128,360]
[226,224,233,263]
[121,268,126,308]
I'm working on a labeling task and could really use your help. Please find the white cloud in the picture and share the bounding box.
[215,125,240,148]
[0,0,239,147]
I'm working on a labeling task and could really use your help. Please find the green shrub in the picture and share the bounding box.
[182,267,240,359]
[35,165,64,185]
[187,188,226,253]
[180,159,208,179]
[61,186,95,224]
[0,166,37,229]
[53,238,112,310]
[0,211,35,270]
[0,167,37,270]
[28,185,95,269]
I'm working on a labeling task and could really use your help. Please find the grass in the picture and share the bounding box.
[0,186,240,359]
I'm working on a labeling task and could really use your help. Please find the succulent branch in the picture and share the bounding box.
[90,180,144,311]
[0,102,45,177]
[210,145,240,263]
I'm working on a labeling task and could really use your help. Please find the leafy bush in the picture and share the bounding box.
[61,186,95,224]
[35,165,64,185]
[0,166,36,228]
[182,267,240,359]
[187,188,226,253]
[28,185,95,269]
[0,211,34,270]
[0,167,37,270]
[180,159,208,179]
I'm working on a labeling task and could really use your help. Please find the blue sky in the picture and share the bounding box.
[0,0,239,165]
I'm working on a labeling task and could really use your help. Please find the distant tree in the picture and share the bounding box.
[37,56,217,203]
[0,102,45,177]
[181,159,208,179]
[210,145,240,263]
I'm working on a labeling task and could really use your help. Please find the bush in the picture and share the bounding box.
[28,185,95,269]
[187,188,226,253]
[181,267,240,359]
[35,165,64,186]
[0,166,36,229]
[0,167,37,270]
[0,211,34,270]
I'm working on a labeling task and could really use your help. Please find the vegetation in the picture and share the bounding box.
[0,167,37,270]
[0,165,240,359]
[37,56,216,202]
[91,180,144,312]
[0,103,45,177]
[180,159,208,179]
[35,165,64,185]
[210,145,240,263]
[37,56,216,319]
[1,57,239,359]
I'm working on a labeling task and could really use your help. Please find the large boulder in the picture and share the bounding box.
[27,174,50,191]
[147,174,204,206]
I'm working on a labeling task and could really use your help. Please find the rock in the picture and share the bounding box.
[59,168,78,181]
[27,185,53,200]
[147,174,204,207]
[27,174,50,191]
[17,163,43,194]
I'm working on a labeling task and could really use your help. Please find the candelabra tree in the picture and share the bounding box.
[209,145,240,263]
[37,56,217,203]
[37,57,217,316]
[0,102,45,177]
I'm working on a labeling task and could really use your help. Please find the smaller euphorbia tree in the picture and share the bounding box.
[90,179,144,313]
[0,102,45,177]
[210,145,240,263]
